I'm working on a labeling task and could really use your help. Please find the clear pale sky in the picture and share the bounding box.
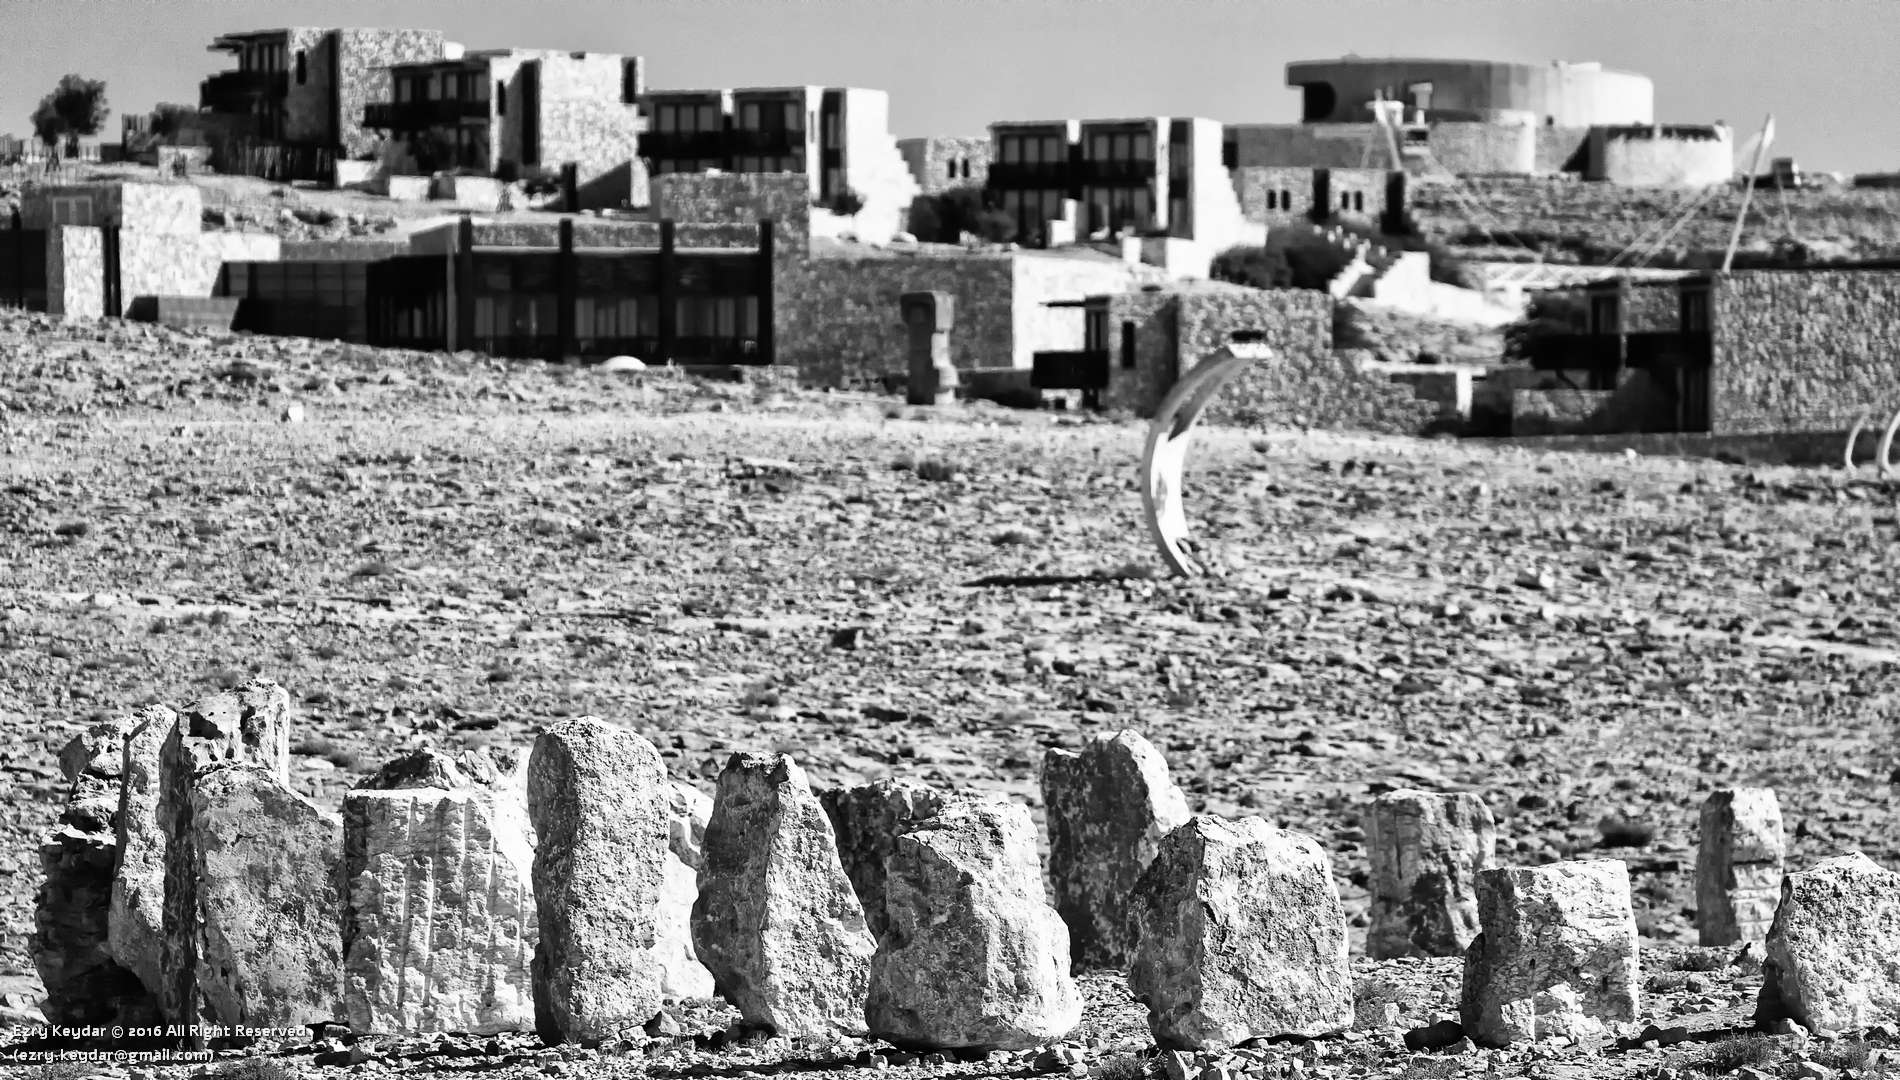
[4,0,1897,173]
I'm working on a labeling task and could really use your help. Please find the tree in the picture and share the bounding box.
[30,74,109,147]
[906,184,1015,244]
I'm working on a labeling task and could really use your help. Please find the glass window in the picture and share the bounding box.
[700,104,721,133]
[638,296,658,337]
[1111,134,1130,161]
[741,102,759,129]
[1024,138,1041,165]
[741,296,760,337]
[496,82,507,116]
[617,298,639,337]
[1133,133,1151,160]
[1090,134,1109,161]
[946,161,955,179]
[1044,137,1063,164]
[295,51,307,86]
[715,298,737,337]
[474,297,495,337]
[1001,138,1020,164]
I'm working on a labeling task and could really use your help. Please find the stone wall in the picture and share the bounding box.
[1232,168,1315,225]
[1012,253,1156,368]
[1328,168,1391,227]
[48,226,103,319]
[1534,127,1594,173]
[21,183,201,235]
[1425,122,1535,175]
[535,53,645,196]
[1711,270,1900,435]
[121,232,282,315]
[652,173,812,256]
[1101,290,1179,414]
[1590,127,1733,187]
[1622,281,1682,332]
[333,29,446,158]
[898,137,991,196]
[1228,124,1384,170]
[776,253,1016,388]
[1183,288,1435,432]
[281,28,333,149]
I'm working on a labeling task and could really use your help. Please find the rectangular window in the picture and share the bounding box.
[1112,133,1131,161]
[638,296,658,337]
[741,296,760,337]
[1001,137,1021,165]
[715,297,737,337]
[784,102,799,131]
[741,102,760,129]
[1090,133,1109,161]
[656,104,673,133]
[1085,307,1106,352]
[700,104,721,133]
[1133,132,1152,161]
[474,297,496,337]
[618,298,639,337]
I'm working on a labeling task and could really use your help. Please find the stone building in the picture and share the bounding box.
[897,136,990,196]
[366,49,646,207]
[1228,58,1732,187]
[636,85,920,242]
[986,116,1259,265]
[1525,267,1900,436]
[199,27,446,180]
[1031,279,1432,429]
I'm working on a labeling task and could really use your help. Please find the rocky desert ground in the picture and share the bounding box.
[2,310,1897,1078]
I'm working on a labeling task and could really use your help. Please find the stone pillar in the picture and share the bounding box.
[1459,860,1641,1046]
[108,707,172,1008]
[1696,788,1784,947]
[33,715,161,1026]
[526,718,670,1046]
[1126,817,1352,1049]
[157,681,294,1037]
[1365,789,1497,960]
[901,290,957,406]
[864,797,1082,1051]
[1041,730,1190,970]
[691,752,876,1038]
[820,778,946,941]
[342,751,538,1036]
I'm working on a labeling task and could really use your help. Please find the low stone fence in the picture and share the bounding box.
[28,679,1884,1052]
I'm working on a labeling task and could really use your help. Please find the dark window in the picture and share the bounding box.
[1222,138,1237,169]
[496,82,507,116]
[1353,191,1364,212]
[1120,320,1136,370]
[946,161,955,179]
[1341,193,1351,210]
[1266,190,1278,211]
[621,59,640,104]
[1280,188,1292,208]
[295,50,307,85]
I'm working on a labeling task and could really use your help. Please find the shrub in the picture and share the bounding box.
[1211,246,1291,290]
[1678,1034,1780,1077]
[214,1059,299,1080]
[907,185,1015,244]
[821,188,865,216]
[1597,814,1657,848]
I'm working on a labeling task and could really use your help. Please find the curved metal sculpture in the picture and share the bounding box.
[1140,342,1273,576]
[1845,410,1872,471]
[1880,408,1900,479]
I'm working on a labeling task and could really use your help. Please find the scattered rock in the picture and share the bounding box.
[1042,730,1190,970]
[820,777,946,940]
[692,752,876,1037]
[1366,788,1496,960]
[1460,859,1641,1046]
[1697,788,1785,947]
[527,718,671,1045]
[865,796,1081,1050]
[1127,816,1353,1049]
[1757,851,1900,1032]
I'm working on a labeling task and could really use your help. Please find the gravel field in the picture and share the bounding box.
[0,311,1895,1078]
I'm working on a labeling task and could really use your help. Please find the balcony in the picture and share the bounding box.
[200,70,289,112]
[363,99,489,131]
[1031,350,1109,391]
[640,130,731,161]
[987,162,1072,190]
[729,128,804,156]
[1076,159,1156,186]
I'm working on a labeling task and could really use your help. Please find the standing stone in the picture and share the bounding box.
[1042,730,1191,969]
[1126,817,1352,1049]
[866,797,1081,1050]
[1697,788,1785,947]
[527,718,670,1045]
[1460,860,1641,1046]
[691,752,876,1037]
[901,291,958,406]
[1366,789,1497,959]
[157,680,293,1034]
[820,778,946,940]
[1757,852,1900,1031]
[660,780,716,999]
[33,715,159,1026]
[109,709,171,1004]
[189,765,344,1028]
[342,751,538,1035]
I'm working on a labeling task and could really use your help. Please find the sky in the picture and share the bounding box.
[4,0,1898,173]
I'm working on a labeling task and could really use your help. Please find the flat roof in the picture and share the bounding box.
[1286,56,1646,80]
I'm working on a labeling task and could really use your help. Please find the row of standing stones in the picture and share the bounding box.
[28,678,1898,1055]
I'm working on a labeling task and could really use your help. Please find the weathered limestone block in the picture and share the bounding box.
[866,797,1081,1050]
[661,780,716,999]
[158,681,293,1032]
[1697,788,1785,947]
[901,291,959,406]
[1126,817,1352,1049]
[820,778,946,940]
[109,709,172,1003]
[1042,730,1191,969]
[33,715,158,1026]
[527,719,670,1044]
[342,755,538,1035]
[1460,860,1641,1046]
[1366,789,1498,960]
[1757,852,1900,1031]
[691,752,877,1037]
[190,765,344,1028]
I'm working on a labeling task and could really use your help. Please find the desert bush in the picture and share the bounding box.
[913,456,960,482]
[1210,246,1291,290]
[1094,1054,1146,1080]
[820,188,865,216]
[1352,976,1407,1029]
[907,185,1015,244]
[214,1059,299,1080]
[1677,1034,1781,1076]
[1597,814,1657,848]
